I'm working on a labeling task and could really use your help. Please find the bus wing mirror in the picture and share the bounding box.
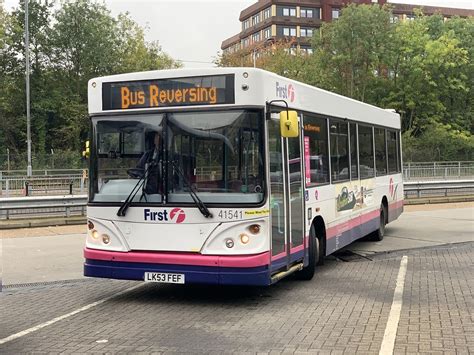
[280,110,299,138]
[82,140,90,159]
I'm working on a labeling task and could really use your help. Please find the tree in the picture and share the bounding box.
[0,0,181,168]
[216,38,312,82]
[116,13,181,73]
[311,4,394,103]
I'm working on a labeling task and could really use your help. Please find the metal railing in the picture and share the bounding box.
[0,195,87,220]
[403,180,474,199]
[1,181,473,221]
[403,161,474,181]
[0,173,88,197]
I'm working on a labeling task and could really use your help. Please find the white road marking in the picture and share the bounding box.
[0,282,144,346]
[379,255,408,355]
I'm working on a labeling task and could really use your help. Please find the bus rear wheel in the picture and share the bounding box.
[371,204,386,241]
[297,225,319,280]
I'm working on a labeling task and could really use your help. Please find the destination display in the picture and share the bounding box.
[102,74,235,110]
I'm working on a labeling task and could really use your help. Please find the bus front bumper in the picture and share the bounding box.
[83,248,271,286]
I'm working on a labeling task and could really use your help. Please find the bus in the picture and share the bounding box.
[84,68,403,285]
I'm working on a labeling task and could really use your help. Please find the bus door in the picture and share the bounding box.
[268,118,305,272]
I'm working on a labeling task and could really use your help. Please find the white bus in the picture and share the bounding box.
[84,68,403,285]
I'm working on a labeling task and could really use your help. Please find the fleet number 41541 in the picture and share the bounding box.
[218,210,243,220]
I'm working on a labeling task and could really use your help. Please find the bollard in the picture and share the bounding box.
[25,181,30,196]
[69,181,73,195]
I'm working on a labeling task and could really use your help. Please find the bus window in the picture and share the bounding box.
[302,115,329,185]
[329,120,349,182]
[375,128,387,176]
[358,125,375,179]
[167,110,264,203]
[387,130,399,174]
[349,123,358,180]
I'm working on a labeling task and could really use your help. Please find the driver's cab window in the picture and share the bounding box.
[93,115,163,202]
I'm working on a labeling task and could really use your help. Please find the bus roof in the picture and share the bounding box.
[88,68,400,129]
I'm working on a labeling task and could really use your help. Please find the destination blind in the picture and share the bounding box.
[102,74,235,110]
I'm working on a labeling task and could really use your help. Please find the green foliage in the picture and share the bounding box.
[402,124,474,162]
[312,4,394,103]
[0,0,180,170]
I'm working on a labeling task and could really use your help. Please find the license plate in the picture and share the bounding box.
[144,272,185,284]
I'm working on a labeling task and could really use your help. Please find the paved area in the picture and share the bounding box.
[0,243,472,354]
[0,202,472,353]
[1,202,472,286]
[348,202,474,255]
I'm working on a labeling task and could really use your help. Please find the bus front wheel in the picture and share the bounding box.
[297,225,319,280]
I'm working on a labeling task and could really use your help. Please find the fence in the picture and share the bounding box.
[1,162,473,197]
[403,161,474,181]
[0,195,87,220]
[0,171,88,197]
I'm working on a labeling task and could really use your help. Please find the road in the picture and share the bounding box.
[0,202,473,354]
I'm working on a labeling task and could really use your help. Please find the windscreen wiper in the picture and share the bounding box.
[117,160,157,217]
[169,159,212,219]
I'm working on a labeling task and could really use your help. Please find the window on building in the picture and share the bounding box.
[252,14,260,26]
[350,123,358,179]
[301,7,320,18]
[300,46,313,55]
[300,27,314,37]
[283,7,296,17]
[330,120,349,182]
[358,125,375,179]
[242,37,250,48]
[283,27,296,36]
[264,27,272,39]
[252,32,260,43]
[263,7,271,20]
[332,8,340,19]
[375,128,387,176]
[301,8,313,18]
[243,19,250,30]
[303,115,329,185]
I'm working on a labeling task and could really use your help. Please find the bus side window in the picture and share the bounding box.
[303,114,329,185]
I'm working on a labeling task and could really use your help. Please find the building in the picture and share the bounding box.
[221,0,473,55]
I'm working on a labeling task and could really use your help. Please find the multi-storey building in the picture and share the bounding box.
[221,0,473,55]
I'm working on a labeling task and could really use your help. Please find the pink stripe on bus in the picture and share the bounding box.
[290,244,305,254]
[84,248,270,268]
[271,251,286,261]
[326,208,380,239]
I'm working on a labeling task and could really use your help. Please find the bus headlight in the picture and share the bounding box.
[239,233,250,244]
[91,230,99,239]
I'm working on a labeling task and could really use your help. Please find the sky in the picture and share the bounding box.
[4,0,474,68]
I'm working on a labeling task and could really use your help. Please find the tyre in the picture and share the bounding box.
[371,204,386,241]
[297,225,319,280]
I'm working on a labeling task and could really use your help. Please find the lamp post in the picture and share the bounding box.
[25,0,32,177]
